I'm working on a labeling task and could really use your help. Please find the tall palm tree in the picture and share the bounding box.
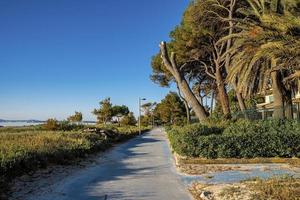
[226,0,300,118]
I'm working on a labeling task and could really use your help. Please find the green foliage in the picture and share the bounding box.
[93,98,113,124]
[168,120,300,159]
[44,118,59,130]
[168,123,224,157]
[140,102,156,126]
[112,105,129,118]
[93,98,133,125]
[57,121,84,131]
[211,90,259,119]
[154,92,186,126]
[67,111,83,123]
[111,105,130,126]
[44,119,83,131]
[150,53,173,87]
[120,112,137,126]
[0,125,149,191]
[227,0,300,98]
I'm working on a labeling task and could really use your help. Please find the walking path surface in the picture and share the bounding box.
[19,128,191,200]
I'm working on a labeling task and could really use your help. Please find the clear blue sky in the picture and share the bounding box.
[0,0,189,120]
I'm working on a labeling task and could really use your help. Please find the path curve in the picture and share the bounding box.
[21,128,191,200]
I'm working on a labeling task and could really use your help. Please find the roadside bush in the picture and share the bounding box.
[120,112,137,126]
[44,118,59,130]
[168,120,300,159]
[168,123,223,157]
[0,125,150,194]
[57,121,84,131]
[202,116,232,129]
[44,119,83,131]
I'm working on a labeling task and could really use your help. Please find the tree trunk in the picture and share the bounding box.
[159,42,208,122]
[236,92,248,119]
[184,101,191,124]
[177,84,191,124]
[178,80,208,121]
[224,0,247,117]
[284,89,293,119]
[271,71,285,119]
[210,92,215,114]
[276,0,284,14]
[216,67,231,118]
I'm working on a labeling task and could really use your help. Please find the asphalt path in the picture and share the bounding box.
[24,128,191,200]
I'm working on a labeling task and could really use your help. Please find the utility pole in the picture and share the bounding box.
[139,97,146,135]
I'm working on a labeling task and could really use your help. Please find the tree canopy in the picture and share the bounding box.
[154,92,187,126]
[151,0,300,121]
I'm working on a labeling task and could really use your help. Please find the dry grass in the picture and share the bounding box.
[248,176,300,200]
[189,176,300,200]
[0,125,149,199]
[177,155,300,166]
[173,153,300,175]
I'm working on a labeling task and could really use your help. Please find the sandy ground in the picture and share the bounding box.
[189,182,254,200]
[174,150,300,200]
[8,128,191,200]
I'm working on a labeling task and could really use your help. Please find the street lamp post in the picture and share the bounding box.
[139,97,146,135]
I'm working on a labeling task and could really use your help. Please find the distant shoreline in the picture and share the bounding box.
[0,121,96,127]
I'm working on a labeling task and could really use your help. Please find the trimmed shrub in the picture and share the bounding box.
[167,120,300,159]
[168,123,223,157]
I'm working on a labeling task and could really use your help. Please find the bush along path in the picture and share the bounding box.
[166,119,300,200]
[0,125,149,200]
[168,119,300,159]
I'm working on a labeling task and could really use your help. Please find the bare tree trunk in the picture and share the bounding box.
[178,79,208,121]
[271,71,285,119]
[210,92,215,114]
[177,84,191,124]
[284,90,293,119]
[276,0,284,14]
[216,67,231,118]
[236,92,246,111]
[236,92,248,119]
[184,102,191,124]
[160,42,208,122]
[225,0,247,116]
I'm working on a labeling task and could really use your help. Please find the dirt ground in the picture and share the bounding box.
[173,154,300,200]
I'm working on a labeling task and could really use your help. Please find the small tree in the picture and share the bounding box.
[44,118,59,130]
[154,92,186,126]
[92,98,113,124]
[141,102,156,126]
[112,105,129,126]
[121,112,137,126]
[67,111,83,124]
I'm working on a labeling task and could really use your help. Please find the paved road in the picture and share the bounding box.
[28,128,191,200]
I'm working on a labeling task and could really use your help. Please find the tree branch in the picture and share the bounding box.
[159,41,175,74]
[283,71,300,83]
[200,61,216,79]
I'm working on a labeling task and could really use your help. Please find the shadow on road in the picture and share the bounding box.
[67,131,163,200]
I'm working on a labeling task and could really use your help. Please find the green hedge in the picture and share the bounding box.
[168,120,300,159]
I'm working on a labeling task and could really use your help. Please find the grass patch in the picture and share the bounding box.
[190,176,300,200]
[247,176,300,200]
[219,186,243,199]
